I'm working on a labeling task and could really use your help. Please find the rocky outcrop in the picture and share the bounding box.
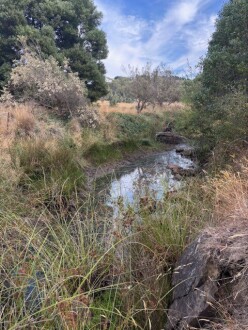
[166,225,248,329]
[156,132,185,144]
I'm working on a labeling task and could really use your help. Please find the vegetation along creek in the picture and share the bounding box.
[0,0,247,328]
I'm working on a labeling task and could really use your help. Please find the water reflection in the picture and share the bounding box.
[96,146,195,217]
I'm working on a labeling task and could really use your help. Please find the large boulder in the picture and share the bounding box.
[166,225,248,329]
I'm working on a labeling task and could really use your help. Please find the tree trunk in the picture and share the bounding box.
[136,100,146,113]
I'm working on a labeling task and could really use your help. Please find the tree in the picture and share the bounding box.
[126,63,154,113]
[201,0,248,99]
[182,0,248,157]
[127,63,182,113]
[0,0,108,101]
[154,65,182,106]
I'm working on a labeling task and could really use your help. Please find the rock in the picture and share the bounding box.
[166,226,248,329]
[166,234,219,329]
[156,132,185,144]
[176,147,195,158]
[174,173,182,181]
[167,164,197,177]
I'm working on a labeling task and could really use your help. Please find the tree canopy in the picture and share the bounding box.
[126,63,182,113]
[0,0,108,101]
[201,0,248,99]
[182,0,248,157]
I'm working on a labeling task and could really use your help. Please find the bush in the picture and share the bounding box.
[78,106,100,129]
[4,45,88,120]
[107,112,164,140]
[179,0,248,161]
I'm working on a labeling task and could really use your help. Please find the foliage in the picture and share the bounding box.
[126,63,182,113]
[0,0,108,101]
[82,112,169,165]
[4,45,91,120]
[107,112,165,140]
[106,76,134,104]
[84,142,123,164]
[180,0,248,159]
[202,0,248,98]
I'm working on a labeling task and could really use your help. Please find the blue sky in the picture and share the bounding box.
[95,0,228,78]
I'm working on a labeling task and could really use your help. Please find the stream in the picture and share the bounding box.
[96,144,196,217]
[22,144,197,313]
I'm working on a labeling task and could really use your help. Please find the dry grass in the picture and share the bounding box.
[0,102,66,143]
[0,103,36,139]
[14,105,36,135]
[97,100,137,114]
[205,157,248,225]
[97,100,186,115]
[0,103,17,157]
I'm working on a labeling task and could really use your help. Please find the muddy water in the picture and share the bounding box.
[96,145,196,217]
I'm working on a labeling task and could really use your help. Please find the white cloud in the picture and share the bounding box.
[169,14,217,75]
[95,0,217,77]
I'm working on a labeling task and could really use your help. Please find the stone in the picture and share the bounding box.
[166,226,248,329]
[167,164,197,177]
[176,147,195,158]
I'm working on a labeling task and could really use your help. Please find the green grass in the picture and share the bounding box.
[0,175,212,329]
[79,111,169,166]
[107,112,166,141]
[10,138,85,197]
[83,140,139,165]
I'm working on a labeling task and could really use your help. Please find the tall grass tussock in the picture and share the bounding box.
[0,176,212,329]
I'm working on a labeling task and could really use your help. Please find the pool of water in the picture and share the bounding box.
[96,145,196,217]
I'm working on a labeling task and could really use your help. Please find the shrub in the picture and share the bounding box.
[4,44,88,120]
[107,112,164,140]
[179,0,248,160]
[78,106,100,129]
